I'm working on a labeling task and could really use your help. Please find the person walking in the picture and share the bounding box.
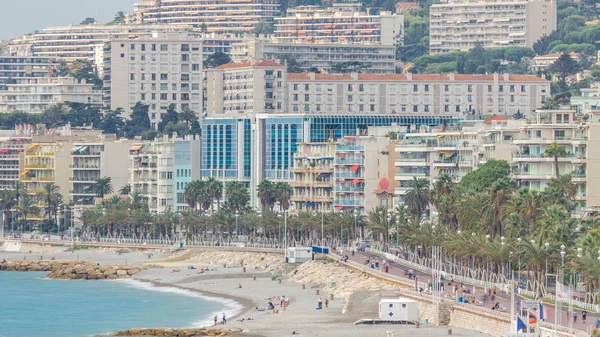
[318,297,323,309]
[573,311,578,324]
[582,311,587,323]
[222,313,227,325]
[213,315,218,326]
[325,298,329,309]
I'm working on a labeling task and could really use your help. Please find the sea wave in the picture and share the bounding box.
[114,278,243,328]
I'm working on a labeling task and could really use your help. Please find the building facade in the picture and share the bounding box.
[103,31,203,123]
[0,136,29,190]
[231,37,396,74]
[286,72,550,117]
[128,0,280,34]
[129,136,201,213]
[291,142,336,212]
[205,60,286,116]
[274,4,403,46]
[0,77,102,113]
[570,84,600,115]
[429,0,557,54]
[0,56,52,86]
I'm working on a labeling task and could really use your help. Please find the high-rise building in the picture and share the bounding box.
[206,60,286,116]
[128,0,280,34]
[429,0,557,54]
[291,142,336,212]
[0,56,53,86]
[0,136,30,190]
[103,31,203,123]
[274,4,403,46]
[230,37,397,74]
[0,77,102,113]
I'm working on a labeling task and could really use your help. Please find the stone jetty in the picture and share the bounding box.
[0,260,143,280]
[111,328,244,336]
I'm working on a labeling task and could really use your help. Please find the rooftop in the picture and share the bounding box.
[214,59,284,70]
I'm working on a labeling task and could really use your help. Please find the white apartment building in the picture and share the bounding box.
[0,136,30,190]
[429,0,557,54]
[275,4,403,46]
[8,24,193,63]
[70,140,135,207]
[0,56,53,86]
[286,73,550,116]
[0,77,102,113]
[231,37,396,74]
[570,84,600,115]
[291,142,336,212]
[129,135,201,213]
[103,31,203,124]
[531,52,581,72]
[128,0,280,34]
[205,60,286,116]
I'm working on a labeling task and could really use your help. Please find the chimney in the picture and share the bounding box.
[351,72,358,80]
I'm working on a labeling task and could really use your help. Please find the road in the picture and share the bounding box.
[341,249,598,334]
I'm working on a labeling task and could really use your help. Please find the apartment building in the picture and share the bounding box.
[7,24,193,64]
[70,140,134,207]
[286,72,550,116]
[0,136,30,190]
[531,52,581,72]
[202,113,460,208]
[512,110,588,208]
[0,77,102,113]
[129,135,200,213]
[333,142,366,212]
[275,4,403,46]
[205,60,286,116]
[429,0,557,54]
[0,56,53,86]
[570,84,600,115]
[230,37,396,74]
[128,0,280,34]
[103,31,203,123]
[291,142,335,212]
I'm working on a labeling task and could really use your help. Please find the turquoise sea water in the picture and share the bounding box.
[0,272,239,337]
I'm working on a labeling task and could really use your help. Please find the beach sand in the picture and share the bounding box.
[135,266,492,337]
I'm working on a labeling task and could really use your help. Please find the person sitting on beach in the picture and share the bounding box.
[172,268,181,273]
[1,259,6,264]
[188,265,196,270]
[237,283,242,289]
[492,302,500,310]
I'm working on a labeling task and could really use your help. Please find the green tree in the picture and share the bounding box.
[225,181,250,212]
[42,183,62,224]
[547,53,582,92]
[64,102,102,127]
[16,197,40,231]
[544,142,567,178]
[99,108,125,135]
[125,102,151,138]
[158,104,180,132]
[119,184,131,195]
[253,19,275,36]
[204,52,231,69]
[94,177,114,198]
[80,17,97,25]
[405,177,430,217]
[257,180,276,211]
[206,177,223,212]
[458,159,511,192]
[275,182,293,211]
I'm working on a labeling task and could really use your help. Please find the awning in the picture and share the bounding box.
[443,152,454,158]
[80,146,89,152]
[305,202,315,207]
[21,169,30,176]
[71,146,83,153]
[436,135,445,139]
[352,179,363,185]
[129,145,144,151]
[27,144,39,150]
[337,152,346,157]
[350,165,360,172]
[82,185,91,190]
[484,132,493,137]
[0,148,9,153]
[335,206,344,209]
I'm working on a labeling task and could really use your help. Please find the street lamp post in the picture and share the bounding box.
[57,207,61,236]
[284,210,288,259]
[102,208,107,240]
[353,211,357,244]
[517,237,522,284]
[544,241,550,290]
[235,210,239,241]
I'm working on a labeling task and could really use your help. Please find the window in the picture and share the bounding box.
[160,93,167,100]
[293,94,298,101]
[160,44,168,51]
[359,84,364,92]
[181,44,189,51]
[141,93,146,100]
[347,95,353,102]
[305,94,310,101]
[424,84,429,92]
[499,85,504,92]
[316,84,322,91]
[141,44,146,51]
[521,85,526,93]
[130,74,135,81]
[151,44,156,51]
[413,84,418,92]
[293,104,299,112]
[444,85,449,92]
[151,74,156,81]
[130,44,135,50]
[160,83,168,90]
[444,105,449,112]
[120,53,125,58]
[172,93,177,100]
[304,84,310,90]
[467,85,472,92]
[456,105,460,112]
[192,64,200,71]
[304,104,310,112]
[293,84,299,91]
[160,74,168,80]
[370,104,375,112]
[424,105,429,112]
[181,74,189,81]
[413,105,418,113]
[488,85,492,92]
[509,85,515,92]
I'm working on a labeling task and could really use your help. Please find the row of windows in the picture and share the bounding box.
[129,83,201,91]
[291,83,539,94]
[129,73,194,81]
[121,43,200,52]
[176,169,191,178]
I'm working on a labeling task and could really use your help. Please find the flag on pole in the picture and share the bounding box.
[517,316,527,332]
[528,312,537,324]
[539,302,545,321]
[556,281,571,302]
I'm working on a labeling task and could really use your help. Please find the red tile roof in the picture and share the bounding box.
[484,115,509,124]
[395,2,420,10]
[214,60,284,70]
[286,73,547,82]
[373,177,395,194]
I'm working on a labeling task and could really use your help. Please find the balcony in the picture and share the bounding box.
[291,181,332,188]
[335,186,364,193]
[70,164,101,169]
[25,152,54,157]
[433,158,457,166]
[291,195,334,202]
[291,166,333,173]
[335,173,365,179]
[333,199,364,206]
[337,145,363,151]
[334,159,363,165]
[69,177,98,182]
[24,164,51,169]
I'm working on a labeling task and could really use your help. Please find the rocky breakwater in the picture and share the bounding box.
[112,328,245,336]
[0,260,143,280]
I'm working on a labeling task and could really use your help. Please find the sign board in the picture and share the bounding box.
[520,300,539,309]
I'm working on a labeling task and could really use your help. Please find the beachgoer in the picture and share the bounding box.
[573,311,578,323]
[238,283,242,289]
[325,298,329,308]
[214,315,218,326]
[318,297,323,309]
[1,259,6,263]
[222,313,226,325]
[582,311,587,322]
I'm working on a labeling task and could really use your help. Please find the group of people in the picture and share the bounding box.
[256,295,290,314]
[317,297,329,310]
[214,313,227,325]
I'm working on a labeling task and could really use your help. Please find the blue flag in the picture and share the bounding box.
[539,303,545,321]
[517,316,526,332]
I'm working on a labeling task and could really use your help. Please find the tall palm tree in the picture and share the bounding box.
[94,177,113,198]
[129,191,147,211]
[184,180,203,210]
[42,182,62,223]
[544,142,567,178]
[275,182,293,212]
[545,173,577,207]
[405,177,430,218]
[206,177,223,212]
[225,181,250,212]
[257,180,275,211]
[367,206,395,251]
[16,197,40,231]
[119,184,131,195]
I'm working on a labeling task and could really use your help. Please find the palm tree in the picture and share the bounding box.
[518,239,557,298]
[225,181,250,212]
[206,177,223,212]
[94,177,113,198]
[544,142,567,178]
[405,177,430,218]
[545,173,577,207]
[184,180,203,210]
[275,182,293,212]
[119,184,131,195]
[257,180,275,211]
[367,206,395,251]
[16,197,40,231]
[42,182,62,223]
[179,106,197,126]
[129,191,147,211]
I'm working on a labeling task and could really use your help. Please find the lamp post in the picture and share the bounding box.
[277,213,282,246]
[544,241,550,290]
[387,214,392,251]
[56,206,62,235]
[500,236,505,278]
[102,208,107,239]
[70,207,76,241]
[353,211,358,243]
[517,237,522,284]
[284,210,288,259]
[235,210,239,241]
